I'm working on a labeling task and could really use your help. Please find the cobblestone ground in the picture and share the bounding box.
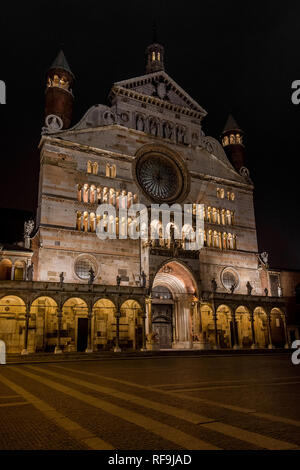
[0,354,300,450]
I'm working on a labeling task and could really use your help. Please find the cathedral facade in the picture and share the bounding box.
[0,41,299,354]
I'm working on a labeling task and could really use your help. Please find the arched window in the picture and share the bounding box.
[76,211,82,231]
[110,164,116,178]
[208,230,212,247]
[83,212,89,232]
[220,189,225,199]
[213,231,219,248]
[92,162,98,175]
[218,232,222,249]
[83,184,89,203]
[222,136,229,146]
[90,185,96,204]
[221,209,226,225]
[228,233,233,250]
[212,208,217,224]
[226,210,232,225]
[230,192,235,201]
[87,161,92,174]
[90,213,96,232]
[207,207,212,223]
[152,51,155,61]
[77,184,82,202]
[222,232,228,250]
[106,163,110,177]
[230,134,235,144]
[0,259,12,280]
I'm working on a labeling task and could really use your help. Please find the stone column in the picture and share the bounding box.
[114,311,121,352]
[21,303,30,355]
[267,312,274,349]
[54,307,63,354]
[250,311,257,349]
[282,314,290,349]
[213,309,219,349]
[145,296,152,334]
[231,310,239,350]
[85,308,93,353]
[140,310,147,351]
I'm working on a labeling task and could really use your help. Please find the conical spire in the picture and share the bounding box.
[145,21,165,74]
[223,114,242,133]
[50,50,74,78]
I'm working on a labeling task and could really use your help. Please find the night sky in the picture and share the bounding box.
[0,0,299,269]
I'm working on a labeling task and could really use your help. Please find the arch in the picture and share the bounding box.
[253,307,268,348]
[216,304,232,349]
[152,260,198,350]
[92,162,98,175]
[87,161,92,174]
[30,296,58,352]
[235,305,252,348]
[153,259,198,296]
[13,260,25,280]
[0,259,12,280]
[199,303,214,347]
[0,295,26,353]
[62,298,88,352]
[270,307,285,347]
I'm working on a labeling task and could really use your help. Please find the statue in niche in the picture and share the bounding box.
[141,271,147,288]
[24,219,34,237]
[176,127,185,144]
[150,119,158,136]
[163,122,173,139]
[104,111,115,125]
[211,278,217,293]
[136,115,144,131]
[246,281,253,295]
[230,283,236,294]
[260,252,269,265]
[27,264,34,281]
[88,268,95,285]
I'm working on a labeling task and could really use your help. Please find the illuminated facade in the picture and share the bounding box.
[0,42,299,354]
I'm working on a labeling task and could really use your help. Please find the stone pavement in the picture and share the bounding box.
[0,354,300,450]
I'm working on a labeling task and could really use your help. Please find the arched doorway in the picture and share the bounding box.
[93,298,116,351]
[14,261,25,281]
[270,308,285,348]
[0,295,26,353]
[62,298,88,352]
[151,260,198,349]
[152,286,173,349]
[30,297,57,352]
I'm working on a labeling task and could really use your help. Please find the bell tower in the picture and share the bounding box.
[45,50,74,129]
[145,24,165,74]
[221,114,246,172]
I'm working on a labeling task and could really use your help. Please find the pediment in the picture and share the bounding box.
[112,71,207,118]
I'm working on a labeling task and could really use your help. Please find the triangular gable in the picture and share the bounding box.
[112,71,207,118]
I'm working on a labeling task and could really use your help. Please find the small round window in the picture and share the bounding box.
[221,268,239,291]
[74,257,96,280]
